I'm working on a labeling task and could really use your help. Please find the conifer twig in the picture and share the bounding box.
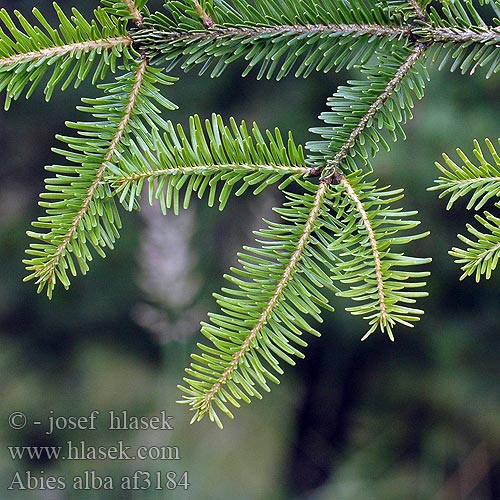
[323,42,428,179]
[337,174,389,339]
[200,182,329,413]
[43,57,149,283]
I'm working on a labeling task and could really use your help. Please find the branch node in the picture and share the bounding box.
[193,0,215,29]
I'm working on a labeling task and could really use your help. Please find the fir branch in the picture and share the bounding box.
[26,59,147,293]
[308,45,428,174]
[135,17,500,46]
[133,23,500,77]
[109,113,308,212]
[24,62,177,297]
[133,23,407,78]
[132,0,500,78]
[179,180,339,427]
[318,43,428,179]
[422,0,500,76]
[181,171,430,424]
[200,182,329,418]
[115,163,308,184]
[0,5,133,106]
[54,57,147,264]
[337,174,388,335]
[136,0,407,77]
[424,28,500,77]
[451,210,500,281]
[327,171,431,340]
[306,43,431,339]
[430,139,500,210]
[431,139,500,281]
[137,23,410,41]
[426,26,500,45]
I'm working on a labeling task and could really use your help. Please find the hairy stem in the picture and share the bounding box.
[201,181,329,412]
[424,26,500,45]
[122,0,145,24]
[115,164,309,184]
[134,23,410,44]
[0,37,131,67]
[134,23,500,48]
[407,0,427,21]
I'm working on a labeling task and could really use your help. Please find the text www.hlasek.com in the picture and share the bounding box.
[8,441,180,461]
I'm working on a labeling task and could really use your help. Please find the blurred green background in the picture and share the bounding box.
[1,1,499,499]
